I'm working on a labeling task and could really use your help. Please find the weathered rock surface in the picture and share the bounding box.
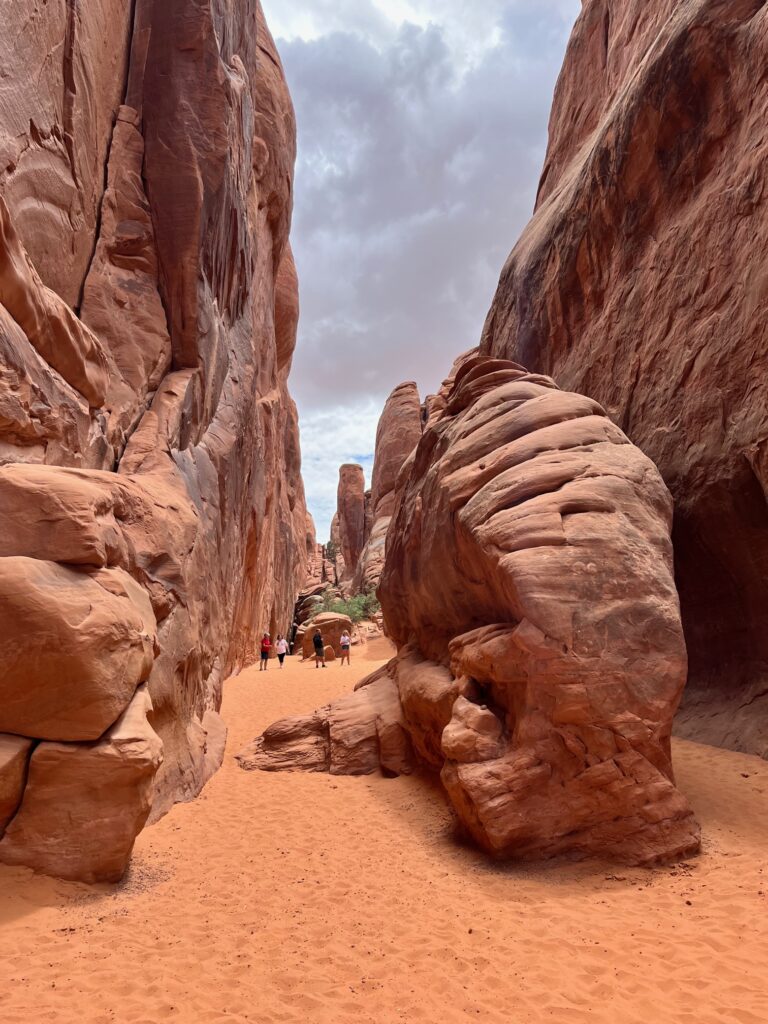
[299,515,338,597]
[303,515,323,588]
[295,589,324,626]
[0,196,109,409]
[336,464,366,591]
[354,382,423,593]
[237,666,412,776]
[0,2,308,880]
[0,557,156,741]
[353,517,390,597]
[481,0,768,757]
[329,512,346,584]
[0,686,162,883]
[79,105,172,454]
[370,383,424,521]
[296,612,354,660]
[249,356,700,866]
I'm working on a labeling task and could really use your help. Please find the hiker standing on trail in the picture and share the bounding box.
[339,630,351,666]
[275,634,288,668]
[313,628,326,668]
[259,633,271,671]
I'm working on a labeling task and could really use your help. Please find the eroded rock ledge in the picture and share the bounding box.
[240,355,700,866]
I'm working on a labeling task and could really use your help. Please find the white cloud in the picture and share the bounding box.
[299,399,382,540]
[262,1,581,534]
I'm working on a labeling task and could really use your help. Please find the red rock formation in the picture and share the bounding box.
[0,686,162,884]
[303,514,324,591]
[0,736,33,834]
[371,383,424,520]
[295,613,354,660]
[0,0,135,309]
[0,2,308,881]
[0,555,156,741]
[354,382,423,593]
[329,511,346,583]
[363,489,374,546]
[79,105,172,453]
[336,464,366,592]
[237,665,411,776]
[481,0,768,757]
[246,355,700,866]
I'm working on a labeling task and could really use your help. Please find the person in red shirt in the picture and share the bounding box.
[259,633,271,671]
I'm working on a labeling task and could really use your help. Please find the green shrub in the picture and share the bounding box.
[311,587,381,624]
[318,587,341,613]
[361,590,381,620]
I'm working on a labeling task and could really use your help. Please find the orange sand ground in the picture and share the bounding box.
[1,638,767,1024]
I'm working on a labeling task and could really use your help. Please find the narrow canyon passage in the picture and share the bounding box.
[1,646,766,1024]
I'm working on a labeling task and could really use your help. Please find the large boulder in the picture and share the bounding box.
[0,686,162,884]
[0,558,156,741]
[237,666,412,776]
[480,0,768,757]
[247,356,700,866]
[297,612,354,659]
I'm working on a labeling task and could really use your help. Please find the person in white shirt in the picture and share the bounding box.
[339,630,351,666]
[275,634,288,668]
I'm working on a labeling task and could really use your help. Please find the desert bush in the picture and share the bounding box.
[311,587,381,624]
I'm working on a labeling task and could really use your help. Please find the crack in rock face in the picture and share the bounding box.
[244,353,701,867]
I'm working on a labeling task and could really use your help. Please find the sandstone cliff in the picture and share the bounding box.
[481,0,768,757]
[0,1,308,881]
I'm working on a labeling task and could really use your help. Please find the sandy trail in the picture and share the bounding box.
[1,639,767,1024]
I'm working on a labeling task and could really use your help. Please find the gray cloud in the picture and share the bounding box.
[263,1,580,537]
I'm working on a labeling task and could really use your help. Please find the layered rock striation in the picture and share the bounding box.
[245,355,700,865]
[353,382,424,594]
[335,464,367,592]
[481,0,768,757]
[0,1,308,881]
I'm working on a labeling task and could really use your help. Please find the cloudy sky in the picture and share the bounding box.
[263,0,581,539]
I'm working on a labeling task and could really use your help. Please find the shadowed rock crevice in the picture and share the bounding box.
[0,735,35,836]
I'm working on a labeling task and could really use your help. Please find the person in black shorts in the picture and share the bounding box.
[275,634,288,668]
[259,633,271,671]
[313,628,326,668]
